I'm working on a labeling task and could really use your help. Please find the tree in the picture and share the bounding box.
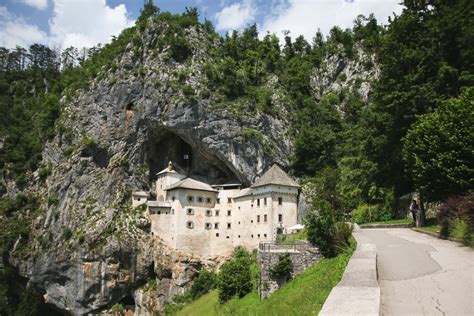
[217,247,253,303]
[190,269,216,299]
[402,88,474,202]
[306,200,337,257]
[269,253,293,283]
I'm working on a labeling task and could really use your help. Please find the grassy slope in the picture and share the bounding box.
[175,243,355,316]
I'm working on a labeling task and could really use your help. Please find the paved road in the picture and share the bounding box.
[362,228,474,315]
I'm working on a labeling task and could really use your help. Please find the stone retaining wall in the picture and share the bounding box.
[257,241,321,299]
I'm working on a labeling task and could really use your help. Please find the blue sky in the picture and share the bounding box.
[0,0,403,49]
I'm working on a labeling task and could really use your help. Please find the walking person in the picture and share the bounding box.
[409,199,419,225]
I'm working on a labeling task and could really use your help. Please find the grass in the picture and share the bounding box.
[415,218,468,241]
[360,218,412,226]
[173,241,355,316]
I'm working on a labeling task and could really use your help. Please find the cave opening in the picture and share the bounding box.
[144,129,239,185]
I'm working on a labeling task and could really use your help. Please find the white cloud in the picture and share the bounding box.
[0,6,48,48]
[18,0,48,10]
[48,0,135,48]
[215,0,256,31]
[260,0,403,41]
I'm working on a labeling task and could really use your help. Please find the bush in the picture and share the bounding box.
[217,247,253,303]
[334,222,353,251]
[190,269,216,299]
[269,253,293,282]
[438,193,474,246]
[62,227,72,240]
[306,200,353,257]
[38,164,52,180]
[110,303,124,315]
[351,204,370,224]
[306,200,337,257]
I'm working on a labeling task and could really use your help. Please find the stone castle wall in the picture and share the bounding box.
[257,241,322,299]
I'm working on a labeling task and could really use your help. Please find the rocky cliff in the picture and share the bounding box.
[7,15,378,315]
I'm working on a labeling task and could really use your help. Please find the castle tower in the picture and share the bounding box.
[155,161,186,202]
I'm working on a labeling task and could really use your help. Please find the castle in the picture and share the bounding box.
[132,162,300,257]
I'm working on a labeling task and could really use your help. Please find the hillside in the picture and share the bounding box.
[0,1,472,314]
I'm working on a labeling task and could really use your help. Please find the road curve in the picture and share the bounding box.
[362,228,473,315]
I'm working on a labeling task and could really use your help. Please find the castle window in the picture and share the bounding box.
[238,221,241,225]
[186,221,194,229]
[278,197,282,205]
[278,214,283,222]
[198,196,203,203]
[227,198,232,204]
[257,199,260,207]
[238,235,241,238]
[257,215,260,223]
[216,198,220,204]
[258,234,260,238]
[227,223,231,229]
[216,233,219,237]
[206,210,212,216]
[186,208,194,215]
[264,197,267,206]
[251,234,254,238]
[251,220,253,223]
[158,211,161,215]
[264,234,267,238]
[226,236,230,239]
[187,196,194,202]
[214,223,219,229]
[215,210,220,216]
[264,214,267,222]
[137,198,141,201]
[206,197,211,203]
[251,204,253,207]
[205,223,212,230]
[172,196,176,201]
[227,210,231,216]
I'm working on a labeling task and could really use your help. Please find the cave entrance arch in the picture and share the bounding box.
[144,129,239,185]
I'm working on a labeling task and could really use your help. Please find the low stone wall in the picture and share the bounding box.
[257,241,321,299]
[319,226,380,315]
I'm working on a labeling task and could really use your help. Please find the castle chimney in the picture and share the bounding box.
[168,161,173,171]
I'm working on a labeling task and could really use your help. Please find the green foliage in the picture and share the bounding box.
[217,247,253,303]
[269,253,293,282]
[437,193,474,246]
[190,269,217,300]
[62,227,72,240]
[47,194,59,206]
[37,164,52,180]
[306,200,353,257]
[403,88,474,202]
[351,204,370,224]
[174,242,356,316]
[110,303,125,314]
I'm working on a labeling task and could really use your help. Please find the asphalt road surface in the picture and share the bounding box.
[363,228,474,315]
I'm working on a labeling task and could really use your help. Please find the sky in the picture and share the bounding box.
[0,0,404,49]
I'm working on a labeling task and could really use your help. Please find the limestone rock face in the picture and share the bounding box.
[311,43,379,111]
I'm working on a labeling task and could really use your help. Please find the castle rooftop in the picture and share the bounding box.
[165,178,218,193]
[251,164,299,188]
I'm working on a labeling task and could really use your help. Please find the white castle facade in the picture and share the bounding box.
[132,162,300,258]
